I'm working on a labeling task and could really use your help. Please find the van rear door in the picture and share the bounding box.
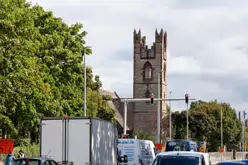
[118,139,139,164]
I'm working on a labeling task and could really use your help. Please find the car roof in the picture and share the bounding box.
[217,162,246,165]
[15,157,54,161]
[167,139,196,142]
[157,151,209,157]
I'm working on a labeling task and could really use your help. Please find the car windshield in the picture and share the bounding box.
[166,141,189,151]
[14,159,41,165]
[153,156,200,165]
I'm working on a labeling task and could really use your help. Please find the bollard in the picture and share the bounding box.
[233,150,236,160]
[246,153,248,159]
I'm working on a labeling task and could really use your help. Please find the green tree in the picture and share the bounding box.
[189,111,215,141]
[172,111,187,139]
[190,101,242,151]
[0,0,115,144]
[133,130,153,141]
[172,100,241,151]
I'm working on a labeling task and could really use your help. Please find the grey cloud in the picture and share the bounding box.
[115,71,248,111]
[37,0,248,112]
[158,0,248,9]
[167,72,248,110]
[114,50,133,61]
[112,81,133,98]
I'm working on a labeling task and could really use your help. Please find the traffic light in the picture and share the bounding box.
[244,111,247,120]
[151,95,154,104]
[239,112,241,120]
[123,135,129,139]
[185,94,189,104]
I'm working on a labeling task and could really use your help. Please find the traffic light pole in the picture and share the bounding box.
[157,72,161,145]
[185,94,189,140]
[169,91,172,140]
[186,103,189,139]
[123,100,127,135]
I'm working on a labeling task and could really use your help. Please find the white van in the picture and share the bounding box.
[152,151,211,165]
[118,139,156,165]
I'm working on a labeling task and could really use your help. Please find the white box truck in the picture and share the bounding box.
[40,117,127,165]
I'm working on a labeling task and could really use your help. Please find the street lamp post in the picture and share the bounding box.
[83,46,91,117]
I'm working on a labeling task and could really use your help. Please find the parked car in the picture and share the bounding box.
[241,160,248,165]
[151,151,210,165]
[217,162,246,165]
[14,157,58,165]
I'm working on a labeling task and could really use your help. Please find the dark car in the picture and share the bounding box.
[217,162,246,165]
[241,160,248,165]
[14,157,58,165]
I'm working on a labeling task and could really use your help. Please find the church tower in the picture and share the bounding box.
[133,29,168,138]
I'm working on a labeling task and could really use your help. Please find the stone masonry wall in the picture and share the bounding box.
[133,29,167,138]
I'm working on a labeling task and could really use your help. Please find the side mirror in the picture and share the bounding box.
[118,155,128,163]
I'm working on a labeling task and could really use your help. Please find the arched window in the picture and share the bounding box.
[143,61,152,79]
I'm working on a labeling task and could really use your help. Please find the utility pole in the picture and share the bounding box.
[242,110,246,160]
[221,108,223,161]
[169,91,172,140]
[242,113,244,160]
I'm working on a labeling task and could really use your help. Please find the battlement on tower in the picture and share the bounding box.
[133,29,167,59]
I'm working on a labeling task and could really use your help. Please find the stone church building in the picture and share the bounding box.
[99,29,168,141]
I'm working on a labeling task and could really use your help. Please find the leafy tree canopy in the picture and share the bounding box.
[172,100,241,151]
[0,0,115,144]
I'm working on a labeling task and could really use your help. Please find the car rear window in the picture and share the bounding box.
[153,156,199,165]
[14,159,41,165]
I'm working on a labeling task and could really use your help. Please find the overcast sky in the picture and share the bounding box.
[30,0,248,112]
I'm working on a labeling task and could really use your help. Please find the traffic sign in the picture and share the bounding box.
[156,144,162,150]
[0,139,15,154]
[200,146,206,152]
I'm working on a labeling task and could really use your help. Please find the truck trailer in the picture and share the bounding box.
[40,117,124,165]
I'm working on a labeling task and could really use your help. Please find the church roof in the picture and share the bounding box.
[99,89,130,130]
[99,89,118,99]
